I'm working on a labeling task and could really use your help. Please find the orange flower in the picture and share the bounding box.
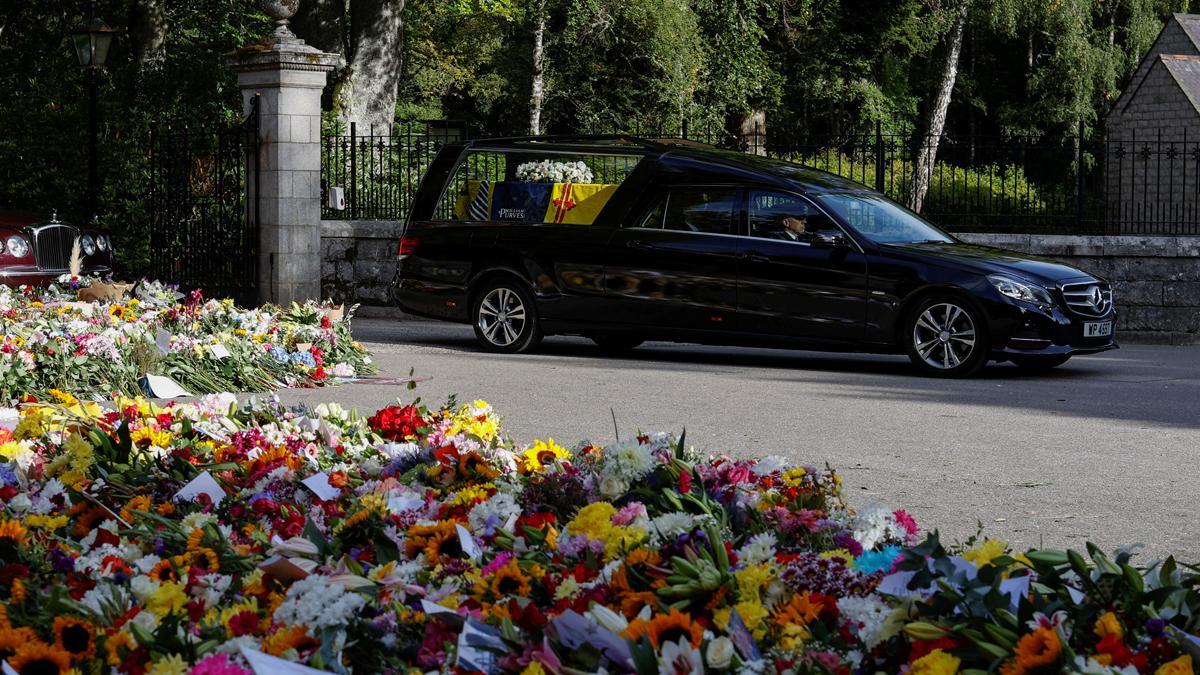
[1001,627,1062,675]
[53,616,96,661]
[104,630,135,666]
[0,627,38,662]
[149,558,179,583]
[119,495,153,524]
[773,591,824,627]
[261,625,317,656]
[623,609,703,648]
[404,521,462,561]
[0,519,27,548]
[487,559,532,599]
[8,641,71,674]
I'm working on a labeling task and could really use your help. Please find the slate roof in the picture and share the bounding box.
[1161,54,1200,114]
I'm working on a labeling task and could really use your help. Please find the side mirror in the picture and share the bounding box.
[813,231,848,248]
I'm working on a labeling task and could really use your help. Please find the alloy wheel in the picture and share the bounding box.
[912,302,977,371]
[477,287,527,347]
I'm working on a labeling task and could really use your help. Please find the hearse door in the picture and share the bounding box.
[603,186,741,332]
[735,190,869,341]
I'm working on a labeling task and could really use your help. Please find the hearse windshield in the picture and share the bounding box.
[817,192,954,244]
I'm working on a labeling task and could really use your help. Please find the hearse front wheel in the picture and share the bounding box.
[904,295,990,377]
[472,280,543,354]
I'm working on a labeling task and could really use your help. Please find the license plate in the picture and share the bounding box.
[1083,321,1113,338]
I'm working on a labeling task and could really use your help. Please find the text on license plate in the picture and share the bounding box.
[1084,321,1113,338]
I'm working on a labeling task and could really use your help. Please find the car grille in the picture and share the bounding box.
[1060,281,1113,318]
[32,225,80,271]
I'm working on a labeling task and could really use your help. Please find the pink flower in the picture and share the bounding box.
[189,653,253,675]
[613,502,647,526]
[892,509,920,537]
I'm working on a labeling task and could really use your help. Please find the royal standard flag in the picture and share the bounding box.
[543,183,619,225]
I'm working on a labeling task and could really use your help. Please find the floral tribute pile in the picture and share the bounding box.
[0,279,374,402]
[0,392,1197,674]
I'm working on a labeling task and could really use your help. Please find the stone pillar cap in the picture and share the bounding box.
[228,38,343,73]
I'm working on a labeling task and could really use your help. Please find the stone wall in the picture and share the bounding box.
[958,233,1200,344]
[320,220,401,316]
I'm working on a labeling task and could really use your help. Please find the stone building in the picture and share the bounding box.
[1105,14,1200,233]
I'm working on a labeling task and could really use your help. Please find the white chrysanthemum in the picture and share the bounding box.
[836,595,892,649]
[467,491,522,535]
[646,511,704,545]
[750,455,791,476]
[738,532,778,566]
[602,438,656,481]
[852,503,905,550]
[273,574,368,633]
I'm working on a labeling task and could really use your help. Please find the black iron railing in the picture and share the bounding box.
[321,119,1200,235]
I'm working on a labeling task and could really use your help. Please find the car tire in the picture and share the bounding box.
[1009,354,1071,372]
[904,295,990,378]
[589,334,644,353]
[472,279,543,354]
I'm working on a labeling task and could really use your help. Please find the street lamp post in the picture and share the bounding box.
[71,1,117,222]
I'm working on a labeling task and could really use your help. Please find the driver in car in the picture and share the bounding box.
[763,214,809,241]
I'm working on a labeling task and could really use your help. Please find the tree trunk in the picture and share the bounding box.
[908,0,969,213]
[336,0,405,133]
[529,0,546,136]
[128,0,167,73]
[292,0,347,55]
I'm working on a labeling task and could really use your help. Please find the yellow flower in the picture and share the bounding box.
[448,484,494,507]
[819,549,855,565]
[129,425,172,448]
[47,390,78,406]
[23,515,69,531]
[13,410,47,440]
[565,502,617,541]
[0,441,34,468]
[148,653,188,675]
[1156,655,1193,675]
[521,438,570,472]
[146,582,188,617]
[911,649,962,675]
[734,563,775,602]
[521,664,548,675]
[781,467,808,486]
[963,539,1009,568]
[714,600,769,639]
[1094,611,1124,639]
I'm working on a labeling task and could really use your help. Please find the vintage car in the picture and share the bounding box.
[392,136,1117,377]
[0,211,114,286]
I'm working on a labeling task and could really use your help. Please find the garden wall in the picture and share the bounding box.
[320,222,1200,342]
[958,233,1200,344]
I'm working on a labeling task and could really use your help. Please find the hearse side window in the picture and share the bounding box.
[433,150,641,226]
[637,187,738,234]
[748,191,842,242]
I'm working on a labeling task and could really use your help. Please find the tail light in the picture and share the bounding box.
[397,235,420,260]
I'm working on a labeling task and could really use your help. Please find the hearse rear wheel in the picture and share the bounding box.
[472,280,543,354]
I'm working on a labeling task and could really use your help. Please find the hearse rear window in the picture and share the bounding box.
[435,150,642,225]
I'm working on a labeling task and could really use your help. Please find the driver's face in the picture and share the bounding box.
[782,216,807,234]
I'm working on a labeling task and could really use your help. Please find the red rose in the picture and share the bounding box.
[368,405,426,441]
[678,471,692,494]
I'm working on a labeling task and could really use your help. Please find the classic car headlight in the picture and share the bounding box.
[5,235,29,259]
[96,234,109,251]
[81,235,97,256]
[989,274,1054,307]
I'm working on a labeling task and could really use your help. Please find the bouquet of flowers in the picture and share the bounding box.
[515,160,594,184]
[0,392,1196,674]
[0,281,374,402]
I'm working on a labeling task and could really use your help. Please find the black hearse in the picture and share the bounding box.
[392,136,1116,377]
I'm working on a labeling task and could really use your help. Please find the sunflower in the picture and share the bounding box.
[0,519,27,547]
[404,521,462,562]
[0,627,39,662]
[149,558,179,583]
[103,630,136,667]
[489,559,532,599]
[1000,627,1062,675]
[53,616,95,661]
[624,609,703,648]
[69,505,108,538]
[8,641,71,674]
[261,625,317,656]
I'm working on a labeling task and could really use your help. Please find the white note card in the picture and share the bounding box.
[174,471,225,505]
[301,472,341,501]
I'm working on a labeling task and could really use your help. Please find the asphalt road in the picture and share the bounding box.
[275,319,1200,561]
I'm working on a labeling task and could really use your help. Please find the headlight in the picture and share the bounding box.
[989,275,1054,307]
[96,234,109,251]
[81,235,96,256]
[5,236,29,259]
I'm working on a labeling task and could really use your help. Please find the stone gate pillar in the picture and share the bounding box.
[229,5,341,305]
